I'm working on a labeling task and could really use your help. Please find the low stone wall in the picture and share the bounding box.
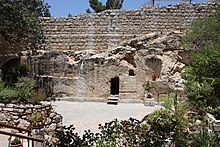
[0,101,62,141]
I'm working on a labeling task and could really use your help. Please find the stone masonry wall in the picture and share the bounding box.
[41,1,220,51]
[0,101,62,141]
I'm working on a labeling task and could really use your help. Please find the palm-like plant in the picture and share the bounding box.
[190,128,220,147]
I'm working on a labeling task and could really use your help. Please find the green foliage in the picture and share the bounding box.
[182,46,220,118]
[15,77,36,103]
[182,9,220,50]
[190,128,220,147]
[143,104,190,146]
[0,77,36,103]
[0,0,50,52]
[3,64,29,85]
[89,0,123,13]
[31,87,47,104]
[10,137,21,145]
[143,81,151,91]
[28,112,45,123]
[96,119,123,146]
[89,0,106,13]
[162,93,176,109]
[0,79,4,91]
[182,9,220,118]
[53,125,88,147]
[0,87,17,103]
[142,109,175,146]
[106,0,124,9]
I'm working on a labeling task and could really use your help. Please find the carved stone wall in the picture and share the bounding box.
[41,1,220,51]
[29,31,188,101]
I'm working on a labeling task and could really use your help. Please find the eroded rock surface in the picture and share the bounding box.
[27,31,191,101]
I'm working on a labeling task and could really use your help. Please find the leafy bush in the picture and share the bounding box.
[182,46,220,118]
[182,9,220,50]
[190,128,220,147]
[0,77,37,103]
[88,0,123,13]
[0,79,4,91]
[52,125,88,147]
[96,119,123,146]
[142,104,190,146]
[182,9,220,119]
[3,64,29,86]
[15,77,36,103]
[0,87,17,103]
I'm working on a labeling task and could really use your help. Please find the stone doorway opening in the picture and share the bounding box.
[1,58,21,85]
[110,77,119,95]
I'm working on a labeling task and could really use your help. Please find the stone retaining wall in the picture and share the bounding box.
[41,1,220,51]
[0,101,62,141]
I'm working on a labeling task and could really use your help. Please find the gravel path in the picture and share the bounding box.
[52,101,161,135]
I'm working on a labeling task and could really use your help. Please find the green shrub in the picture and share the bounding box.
[190,128,220,147]
[0,88,17,103]
[15,77,36,103]
[3,64,29,86]
[53,125,90,147]
[0,77,37,103]
[96,119,123,146]
[0,79,4,91]
[182,46,220,118]
[182,9,220,50]
[182,7,220,119]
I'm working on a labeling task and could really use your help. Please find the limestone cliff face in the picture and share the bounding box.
[27,31,189,101]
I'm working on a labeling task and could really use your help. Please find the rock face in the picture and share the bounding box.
[28,31,190,101]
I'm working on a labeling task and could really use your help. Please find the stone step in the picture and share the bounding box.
[107,95,119,105]
[107,100,118,105]
[108,97,118,101]
[143,98,156,106]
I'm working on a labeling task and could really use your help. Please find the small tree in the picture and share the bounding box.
[88,0,124,13]
[106,0,124,9]
[182,10,220,50]
[89,0,106,13]
[0,0,51,54]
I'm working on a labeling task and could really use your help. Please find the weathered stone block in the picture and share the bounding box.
[144,98,156,106]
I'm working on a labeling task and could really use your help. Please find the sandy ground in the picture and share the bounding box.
[0,101,161,146]
[52,101,161,135]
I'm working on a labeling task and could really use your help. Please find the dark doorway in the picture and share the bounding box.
[129,69,135,76]
[111,77,119,95]
[1,58,21,85]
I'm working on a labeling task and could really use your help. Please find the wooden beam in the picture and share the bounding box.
[0,122,31,133]
[0,130,44,142]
